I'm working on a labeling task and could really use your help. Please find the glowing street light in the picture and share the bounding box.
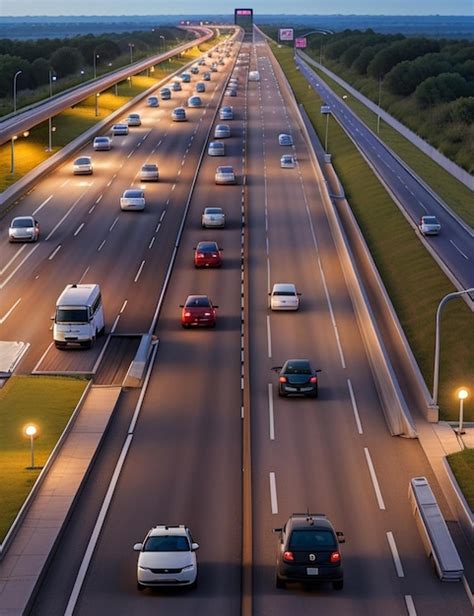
[10,135,18,174]
[456,388,469,435]
[93,50,100,79]
[23,424,39,469]
[95,92,100,117]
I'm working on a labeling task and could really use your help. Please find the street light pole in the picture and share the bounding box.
[10,136,17,174]
[13,70,22,114]
[93,51,99,79]
[457,389,469,435]
[95,93,100,117]
[376,76,382,135]
[48,70,56,153]
[129,43,134,64]
[433,288,474,406]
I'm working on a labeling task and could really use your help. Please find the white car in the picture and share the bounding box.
[147,96,159,107]
[171,80,182,91]
[278,133,293,146]
[120,189,145,211]
[160,87,171,100]
[208,141,225,156]
[188,96,202,108]
[93,136,111,151]
[214,124,231,139]
[172,107,187,122]
[134,525,199,590]
[419,215,441,236]
[111,124,129,136]
[127,113,141,126]
[270,283,301,311]
[73,156,93,175]
[215,166,236,184]
[9,216,40,242]
[202,207,225,228]
[140,163,159,181]
[280,154,296,169]
[219,106,233,120]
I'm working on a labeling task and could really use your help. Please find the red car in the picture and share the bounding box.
[180,295,218,328]
[194,241,222,268]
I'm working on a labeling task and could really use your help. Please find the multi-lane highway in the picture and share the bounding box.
[295,53,474,292]
[1,26,471,616]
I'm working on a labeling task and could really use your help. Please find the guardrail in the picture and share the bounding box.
[409,476,464,581]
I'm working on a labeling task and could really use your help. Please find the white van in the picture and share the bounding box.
[53,284,105,348]
[248,70,260,82]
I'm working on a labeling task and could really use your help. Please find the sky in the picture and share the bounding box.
[2,0,473,16]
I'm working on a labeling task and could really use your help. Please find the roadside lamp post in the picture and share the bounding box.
[376,76,383,135]
[128,43,135,64]
[93,51,99,79]
[10,135,18,174]
[48,70,57,153]
[13,70,22,113]
[80,69,85,80]
[432,288,474,406]
[128,76,132,88]
[23,424,38,469]
[160,35,165,54]
[456,389,469,435]
[95,92,100,117]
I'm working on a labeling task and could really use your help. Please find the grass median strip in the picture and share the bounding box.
[0,375,87,542]
[270,42,473,422]
[447,449,474,512]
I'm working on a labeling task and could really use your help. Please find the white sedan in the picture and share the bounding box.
[120,189,145,211]
[202,207,225,228]
[419,215,441,236]
[269,283,301,310]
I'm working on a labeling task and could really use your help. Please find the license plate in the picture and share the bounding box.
[306,567,319,575]
[286,386,297,391]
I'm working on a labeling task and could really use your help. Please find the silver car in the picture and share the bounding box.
[112,124,129,136]
[160,87,171,100]
[9,216,40,242]
[214,124,231,139]
[202,207,225,228]
[215,166,236,185]
[147,96,159,107]
[73,156,93,175]
[93,136,111,151]
[270,283,300,311]
[195,82,206,93]
[280,154,296,169]
[140,163,159,181]
[419,215,441,235]
[187,96,202,108]
[181,72,191,83]
[171,80,182,91]
[172,107,187,121]
[120,189,145,211]
[208,141,225,156]
[278,133,293,146]
[219,106,234,120]
[127,113,141,126]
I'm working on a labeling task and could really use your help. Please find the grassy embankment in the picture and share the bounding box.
[447,449,474,512]
[0,376,87,542]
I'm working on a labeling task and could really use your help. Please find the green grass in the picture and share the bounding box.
[297,54,474,227]
[270,42,474,422]
[0,376,87,542]
[447,449,474,512]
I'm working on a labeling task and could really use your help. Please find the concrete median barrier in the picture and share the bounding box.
[122,334,157,388]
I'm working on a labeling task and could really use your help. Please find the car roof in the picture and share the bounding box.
[148,525,188,537]
[286,513,334,532]
[12,215,34,222]
[204,207,224,213]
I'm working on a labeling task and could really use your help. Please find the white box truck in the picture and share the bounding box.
[53,284,105,349]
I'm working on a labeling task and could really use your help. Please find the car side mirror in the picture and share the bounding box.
[133,543,143,551]
[315,369,322,373]
[273,528,282,533]
[271,367,282,372]
[336,532,345,544]
[297,292,302,296]
[50,316,54,320]
[213,305,219,308]
[191,542,200,551]
[179,304,184,308]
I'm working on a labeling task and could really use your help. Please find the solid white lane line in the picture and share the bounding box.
[64,433,134,616]
[32,195,53,215]
[404,595,417,616]
[347,379,363,434]
[449,240,469,260]
[268,383,275,441]
[266,315,272,358]
[134,260,145,283]
[386,532,404,577]
[79,266,90,283]
[48,245,61,260]
[109,217,119,232]
[364,448,386,510]
[318,259,346,368]
[73,223,85,237]
[269,472,278,514]
[32,342,54,372]
[0,298,21,324]
[97,240,106,252]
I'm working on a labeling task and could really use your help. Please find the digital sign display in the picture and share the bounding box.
[234,8,253,33]
[279,28,294,41]
[295,37,307,48]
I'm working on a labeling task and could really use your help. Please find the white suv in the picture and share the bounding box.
[134,525,199,590]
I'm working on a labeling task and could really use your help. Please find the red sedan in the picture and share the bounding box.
[194,241,222,268]
[180,295,218,328]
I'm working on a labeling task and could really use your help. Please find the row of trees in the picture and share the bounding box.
[0,27,190,101]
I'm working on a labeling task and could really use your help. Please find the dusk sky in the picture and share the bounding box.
[2,0,473,16]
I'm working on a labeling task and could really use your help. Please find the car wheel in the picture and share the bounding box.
[137,581,145,591]
[276,575,286,589]
[54,342,66,349]
[333,580,343,590]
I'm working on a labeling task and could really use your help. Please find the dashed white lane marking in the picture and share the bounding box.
[59,179,70,188]
[148,236,156,249]
[266,315,272,358]
[347,379,363,434]
[45,194,85,241]
[417,200,427,212]
[0,298,21,324]
[364,448,386,510]
[134,260,145,283]
[95,194,103,204]
[404,595,417,616]
[73,223,85,237]
[88,205,96,214]
[449,239,469,260]
[32,195,52,215]
[119,299,127,314]
[268,383,275,441]
[160,210,166,222]
[386,532,405,578]
[109,217,119,232]
[269,472,278,514]
[48,245,61,260]
[97,240,106,252]
[0,244,28,276]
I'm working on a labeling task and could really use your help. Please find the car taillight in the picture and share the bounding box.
[283,551,294,562]
[197,253,205,258]
[330,551,341,564]
[310,376,318,383]
[184,312,191,317]
[279,376,287,383]
[204,312,211,316]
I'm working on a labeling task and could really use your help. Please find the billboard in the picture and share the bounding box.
[278,28,294,41]
[234,8,253,32]
[295,37,307,49]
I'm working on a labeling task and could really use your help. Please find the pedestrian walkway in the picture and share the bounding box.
[0,385,121,616]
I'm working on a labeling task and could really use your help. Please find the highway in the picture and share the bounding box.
[1,27,471,616]
[295,53,474,293]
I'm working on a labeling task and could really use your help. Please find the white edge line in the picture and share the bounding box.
[269,472,278,514]
[347,378,363,434]
[268,382,275,441]
[266,315,272,358]
[404,595,417,616]
[64,433,134,616]
[32,342,54,373]
[364,447,386,510]
[386,531,404,578]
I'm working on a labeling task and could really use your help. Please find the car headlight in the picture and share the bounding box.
[182,564,194,571]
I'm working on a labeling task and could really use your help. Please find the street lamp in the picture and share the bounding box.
[93,50,99,79]
[160,34,165,54]
[10,135,18,174]
[128,43,135,64]
[432,288,474,406]
[127,75,132,88]
[13,70,22,114]
[95,92,100,117]
[456,388,469,435]
[47,70,57,153]
[23,424,38,469]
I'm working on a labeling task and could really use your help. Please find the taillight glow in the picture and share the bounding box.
[310,376,318,383]
[330,551,341,563]
[279,376,287,383]
[184,312,191,317]
[283,551,294,562]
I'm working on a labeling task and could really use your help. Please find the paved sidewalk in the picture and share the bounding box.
[0,385,121,616]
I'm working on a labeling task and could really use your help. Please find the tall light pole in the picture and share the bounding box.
[456,388,469,435]
[93,50,99,79]
[95,92,100,117]
[23,424,38,469]
[376,76,383,135]
[432,288,474,406]
[160,35,165,55]
[128,43,135,64]
[48,70,56,152]
[13,70,22,114]
[10,135,18,174]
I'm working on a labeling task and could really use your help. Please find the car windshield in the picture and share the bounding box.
[186,297,211,308]
[285,361,311,374]
[143,535,190,552]
[75,158,90,165]
[142,165,156,171]
[124,191,143,198]
[56,308,88,323]
[197,243,217,252]
[289,530,336,550]
[274,291,296,296]
[218,167,233,173]
[205,208,223,214]
[12,218,33,228]
[96,138,108,142]
[424,217,438,224]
